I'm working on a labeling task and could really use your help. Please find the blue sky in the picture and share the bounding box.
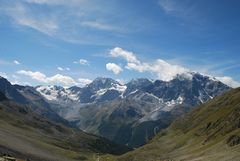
[0,0,240,87]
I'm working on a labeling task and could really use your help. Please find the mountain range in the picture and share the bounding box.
[0,71,239,160]
[1,71,230,148]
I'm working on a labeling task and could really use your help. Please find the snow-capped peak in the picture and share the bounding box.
[36,85,80,102]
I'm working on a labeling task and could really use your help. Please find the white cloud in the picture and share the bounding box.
[17,70,76,86]
[17,70,46,82]
[109,47,188,81]
[57,67,70,71]
[1,1,127,45]
[3,3,58,36]
[158,0,200,23]
[216,76,240,88]
[14,60,20,65]
[106,63,123,75]
[47,74,76,86]
[78,78,92,86]
[109,47,140,63]
[24,0,85,6]
[158,0,177,13]
[126,59,188,81]
[81,21,115,31]
[0,72,8,79]
[109,47,240,85]
[57,67,64,71]
[75,59,89,65]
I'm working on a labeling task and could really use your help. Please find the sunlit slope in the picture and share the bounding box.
[116,87,240,161]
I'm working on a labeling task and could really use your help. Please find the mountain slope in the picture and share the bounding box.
[0,93,131,161]
[14,85,71,126]
[67,73,230,147]
[116,87,240,161]
[10,73,229,148]
[0,77,28,104]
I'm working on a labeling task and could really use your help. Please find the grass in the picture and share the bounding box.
[105,88,240,161]
[0,100,131,161]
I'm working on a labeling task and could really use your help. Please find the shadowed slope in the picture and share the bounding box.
[0,93,131,161]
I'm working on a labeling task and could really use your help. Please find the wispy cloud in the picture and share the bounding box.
[158,0,202,24]
[1,2,58,36]
[81,21,116,31]
[0,1,130,45]
[24,0,86,6]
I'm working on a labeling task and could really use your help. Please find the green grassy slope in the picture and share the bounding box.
[113,88,240,161]
[0,96,131,161]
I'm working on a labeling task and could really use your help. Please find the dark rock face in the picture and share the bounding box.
[0,77,28,104]
[79,77,123,103]
[0,77,70,126]
[227,135,240,147]
[123,78,152,96]
[0,92,7,101]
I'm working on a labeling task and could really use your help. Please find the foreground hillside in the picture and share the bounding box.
[114,87,240,161]
[0,92,130,161]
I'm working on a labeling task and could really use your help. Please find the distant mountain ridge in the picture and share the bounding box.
[0,73,231,147]
[31,72,230,147]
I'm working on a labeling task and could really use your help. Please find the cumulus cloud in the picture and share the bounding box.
[14,60,20,65]
[78,78,92,86]
[216,76,240,88]
[109,47,188,81]
[106,63,123,75]
[17,70,76,86]
[109,47,140,63]
[17,70,46,82]
[126,59,188,81]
